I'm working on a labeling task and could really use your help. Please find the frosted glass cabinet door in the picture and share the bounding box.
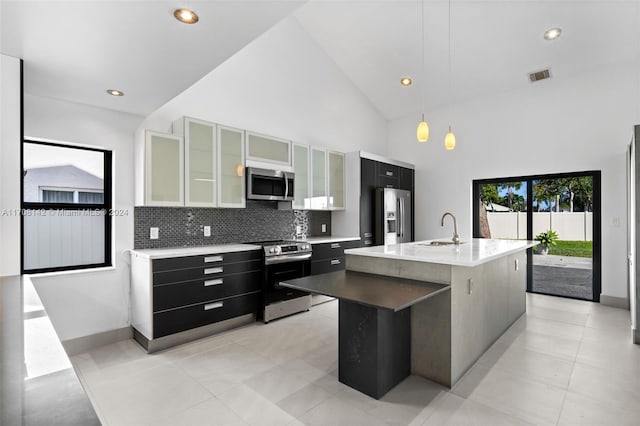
[292,144,310,209]
[311,148,327,209]
[218,125,246,208]
[145,131,184,206]
[328,151,345,210]
[184,118,216,207]
[246,132,291,166]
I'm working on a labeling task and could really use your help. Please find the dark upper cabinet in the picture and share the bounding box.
[360,157,415,247]
[399,167,414,191]
[360,158,377,246]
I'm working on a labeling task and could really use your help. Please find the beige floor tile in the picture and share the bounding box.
[518,316,586,340]
[568,362,640,410]
[511,329,581,360]
[585,304,632,330]
[195,356,278,396]
[276,383,334,418]
[298,391,388,426]
[558,391,640,426]
[527,294,594,314]
[175,342,267,378]
[420,391,536,426]
[90,364,213,426]
[244,364,314,403]
[217,384,297,426]
[452,363,565,425]
[477,342,575,388]
[370,376,446,425]
[527,305,590,326]
[576,339,640,375]
[151,397,248,426]
[581,322,633,344]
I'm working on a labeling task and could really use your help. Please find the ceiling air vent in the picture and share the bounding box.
[529,69,551,82]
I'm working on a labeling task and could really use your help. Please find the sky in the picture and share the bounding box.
[23,143,104,179]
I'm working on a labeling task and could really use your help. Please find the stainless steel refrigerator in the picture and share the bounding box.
[375,188,412,245]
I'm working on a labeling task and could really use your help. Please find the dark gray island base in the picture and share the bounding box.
[281,271,449,399]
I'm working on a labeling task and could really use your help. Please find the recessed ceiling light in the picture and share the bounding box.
[400,77,412,86]
[544,27,562,40]
[106,89,124,97]
[174,8,199,24]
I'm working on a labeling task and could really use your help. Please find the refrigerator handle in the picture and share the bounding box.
[401,197,405,238]
[396,198,401,237]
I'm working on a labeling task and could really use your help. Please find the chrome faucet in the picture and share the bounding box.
[441,212,460,245]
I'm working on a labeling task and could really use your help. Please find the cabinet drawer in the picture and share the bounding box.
[153,270,262,312]
[378,175,399,189]
[152,250,261,272]
[153,293,260,338]
[377,163,399,179]
[311,240,359,260]
[311,257,345,275]
[153,259,261,286]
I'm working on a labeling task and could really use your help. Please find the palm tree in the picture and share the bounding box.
[497,181,522,211]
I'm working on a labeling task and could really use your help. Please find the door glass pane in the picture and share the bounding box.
[293,145,309,209]
[531,177,593,300]
[478,181,527,239]
[328,152,344,208]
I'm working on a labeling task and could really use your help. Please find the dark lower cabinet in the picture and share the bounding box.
[310,240,360,275]
[154,293,260,338]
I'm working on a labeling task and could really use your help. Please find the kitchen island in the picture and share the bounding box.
[281,238,536,398]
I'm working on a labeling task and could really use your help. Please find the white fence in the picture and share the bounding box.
[487,212,593,241]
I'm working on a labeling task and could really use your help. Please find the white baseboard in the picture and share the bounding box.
[62,326,133,356]
[599,294,630,310]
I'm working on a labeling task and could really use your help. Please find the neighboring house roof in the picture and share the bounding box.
[484,202,511,212]
[23,165,103,203]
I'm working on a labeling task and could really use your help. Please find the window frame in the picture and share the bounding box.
[21,139,113,274]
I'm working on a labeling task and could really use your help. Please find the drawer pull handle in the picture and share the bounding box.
[331,259,341,265]
[330,243,341,249]
[204,267,223,275]
[204,255,223,263]
[204,278,223,287]
[385,171,393,176]
[204,302,224,311]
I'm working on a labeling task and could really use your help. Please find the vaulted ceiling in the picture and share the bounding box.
[2,0,639,120]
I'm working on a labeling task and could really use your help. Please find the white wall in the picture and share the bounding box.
[136,17,387,204]
[0,54,21,276]
[387,61,640,300]
[24,94,142,341]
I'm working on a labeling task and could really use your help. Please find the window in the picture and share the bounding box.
[22,140,112,273]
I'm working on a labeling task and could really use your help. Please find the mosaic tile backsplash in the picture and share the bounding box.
[134,201,332,249]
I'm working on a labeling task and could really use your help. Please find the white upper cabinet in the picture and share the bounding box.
[292,143,310,209]
[310,147,328,210]
[145,130,184,206]
[178,117,217,207]
[328,151,345,210]
[246,132,291,167]
[217,125,245,208]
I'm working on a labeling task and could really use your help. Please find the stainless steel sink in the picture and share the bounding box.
[416,241,467,246]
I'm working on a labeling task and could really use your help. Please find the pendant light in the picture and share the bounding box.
[416,0,429,142]
[444,0,456,150]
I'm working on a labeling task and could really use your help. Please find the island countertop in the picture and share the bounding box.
[344,238,537,267]
[281,270,449,311]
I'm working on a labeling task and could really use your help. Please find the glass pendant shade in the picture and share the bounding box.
[417,114,430,142]
[445,126,456,150]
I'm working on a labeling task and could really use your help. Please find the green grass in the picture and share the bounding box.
[546,240,592,258]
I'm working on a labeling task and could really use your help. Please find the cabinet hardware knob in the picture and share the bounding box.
[204,278,223,286]
[204,267,223,274]
[204,255,223,263]
[204,302,224,310]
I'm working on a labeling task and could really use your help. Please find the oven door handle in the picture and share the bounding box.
[264,253,312,265]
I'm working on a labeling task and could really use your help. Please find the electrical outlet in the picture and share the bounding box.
[296,225,302,235]
[150,227,159,240]
[321,224,327,233]
[204,226,211,237]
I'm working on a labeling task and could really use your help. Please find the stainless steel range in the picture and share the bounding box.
[254,240,312,323]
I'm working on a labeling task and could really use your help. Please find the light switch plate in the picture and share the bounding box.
[150,227,159,240]
[321,224,327,233]
[204,226,211,237]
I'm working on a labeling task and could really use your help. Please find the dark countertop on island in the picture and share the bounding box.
[281,270,450,311]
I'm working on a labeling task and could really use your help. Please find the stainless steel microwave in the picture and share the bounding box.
[246,167,294,201]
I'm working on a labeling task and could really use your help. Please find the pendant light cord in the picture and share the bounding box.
[448,0,451,101]
[421,0,425,114]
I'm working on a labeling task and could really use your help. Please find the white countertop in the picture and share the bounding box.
[130,244,262,259]
[345,238,538,267]
[304,236,360,244]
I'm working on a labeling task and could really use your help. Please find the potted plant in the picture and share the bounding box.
[534,230,558,255]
